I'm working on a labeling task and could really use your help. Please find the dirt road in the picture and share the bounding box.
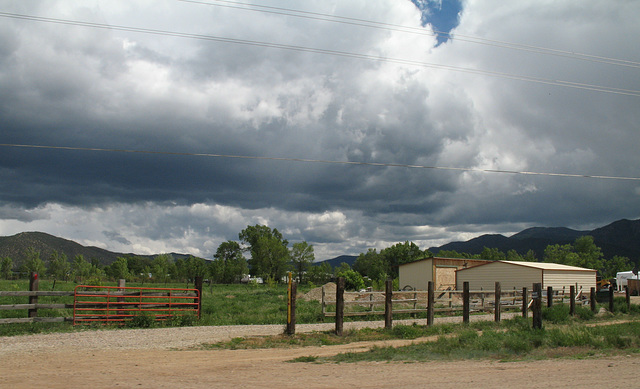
[2,316,640,388]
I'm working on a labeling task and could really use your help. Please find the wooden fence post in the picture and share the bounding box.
[533,283,542,329]
[335,277,345,336]
[194,276,203,319]
[384,279,392,329]
[28,272,39,318]
[522,287,528,318]
[569,285,575,316]
[626,286,631,310]
[463,282,470,323]
[117,279,126,319]
[608,286,615,312]
[494,282,501,323]
[547,286,553,308]
[590,287,596,312]
[427,281,434,326]
[286,281,297,335]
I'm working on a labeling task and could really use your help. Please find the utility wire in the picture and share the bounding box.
[1,143,639,182]
[177,0,640,69]
[0,11,638,97]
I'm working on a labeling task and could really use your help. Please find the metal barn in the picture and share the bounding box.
[456,260,597,293]
[398,257,490,291]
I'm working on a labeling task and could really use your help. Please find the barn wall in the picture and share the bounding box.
[456,262,542,290]
[543,270,596,293]
[399,259,433,291]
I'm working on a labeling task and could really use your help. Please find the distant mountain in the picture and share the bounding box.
[315,255,358,269]
[430,219,640,261]
[0,231,193,267]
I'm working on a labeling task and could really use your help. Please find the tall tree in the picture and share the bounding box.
[290,241,314,284]
[152,254,171,284]
[22,247,46,275]
[110,257,131,281]
[47,250,71,282]
[72,254,92,282]
[240,225,289,282]
[353,249,387,282]
[212,241,248,284]
[381,241,427,278]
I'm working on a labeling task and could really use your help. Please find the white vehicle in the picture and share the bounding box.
[616,271,639,292]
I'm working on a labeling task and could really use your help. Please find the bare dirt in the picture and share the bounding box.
[2,314,640,388]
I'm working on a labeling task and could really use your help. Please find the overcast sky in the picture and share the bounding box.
[1,0,639,261]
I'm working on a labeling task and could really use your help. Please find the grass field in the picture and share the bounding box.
[0,279,326,336]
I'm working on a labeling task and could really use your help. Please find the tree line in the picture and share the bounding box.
[0,230,635,289]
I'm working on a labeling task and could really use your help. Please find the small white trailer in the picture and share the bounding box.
[616,271,638,291]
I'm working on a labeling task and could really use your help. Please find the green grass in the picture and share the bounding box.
[0,280,324,336]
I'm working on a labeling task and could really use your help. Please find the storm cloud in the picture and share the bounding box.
[1,0,639,260]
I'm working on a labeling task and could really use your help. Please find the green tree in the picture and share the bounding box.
[336,268,365,291]
[152,254,171,284]
[72,254,92,282]
[0,256,13,279]
[240,225,289,282]
[47,250,71,282]
[212,241,248,284]
[23,247,46,275]
[523,249,538,262]
[290,241,315,284]
[480,247,506,261]
[381,241,428,278]
[306,262,332,285]
[601,255,633,278]
[353,249,388,282]
[544,236,603,270]
[110,257,131,280]
[506,249,523,261]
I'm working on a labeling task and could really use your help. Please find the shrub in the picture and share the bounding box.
[127,311,156,328]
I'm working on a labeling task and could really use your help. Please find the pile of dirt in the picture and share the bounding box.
[300,282,336,302]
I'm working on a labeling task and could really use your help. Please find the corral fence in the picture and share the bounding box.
[0,272,201,325]
[322,282,591,319]
[323,278,625,335]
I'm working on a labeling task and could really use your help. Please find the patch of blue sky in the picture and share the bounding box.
[409,0,463,46]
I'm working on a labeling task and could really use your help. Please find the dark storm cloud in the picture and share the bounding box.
[0,0,638,259]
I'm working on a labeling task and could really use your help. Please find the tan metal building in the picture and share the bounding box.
[455,260,597,292]
[398,257,490,291]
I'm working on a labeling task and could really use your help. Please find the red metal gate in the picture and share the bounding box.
[73,285,200,325]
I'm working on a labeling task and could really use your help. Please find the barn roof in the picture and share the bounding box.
[457,260,596,273]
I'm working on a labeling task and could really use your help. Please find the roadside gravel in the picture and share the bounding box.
[0,312,518,356]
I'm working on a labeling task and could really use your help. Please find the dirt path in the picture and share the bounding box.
[3,315,640,388]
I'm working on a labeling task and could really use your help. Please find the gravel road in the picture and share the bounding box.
[0,312,518,356]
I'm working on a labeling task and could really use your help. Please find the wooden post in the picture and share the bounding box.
[569,285,575,316]
[626,285,631,310]
[590,287,597,312]
[194,276,203,319]
[608,285,615,312]
[117,279,126,319]
[384,279,392,329]
[28,272,39,318]
[494,282,501,323]
[335,277,345,336]
[427,281,434,326]
[286,281,297,335]
[547,286,553,308]
[522,287,528,318]
[463,282,470,323]
[533,283,542,329]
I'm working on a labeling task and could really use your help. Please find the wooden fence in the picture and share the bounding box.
[322,282,588,318]
[0,273,202,325]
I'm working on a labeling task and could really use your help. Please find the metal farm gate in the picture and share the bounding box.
[73,285,200,325]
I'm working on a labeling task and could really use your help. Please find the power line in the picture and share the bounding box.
[177,0,640,69]
[0,11,638,97]
[1,143,639,182]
